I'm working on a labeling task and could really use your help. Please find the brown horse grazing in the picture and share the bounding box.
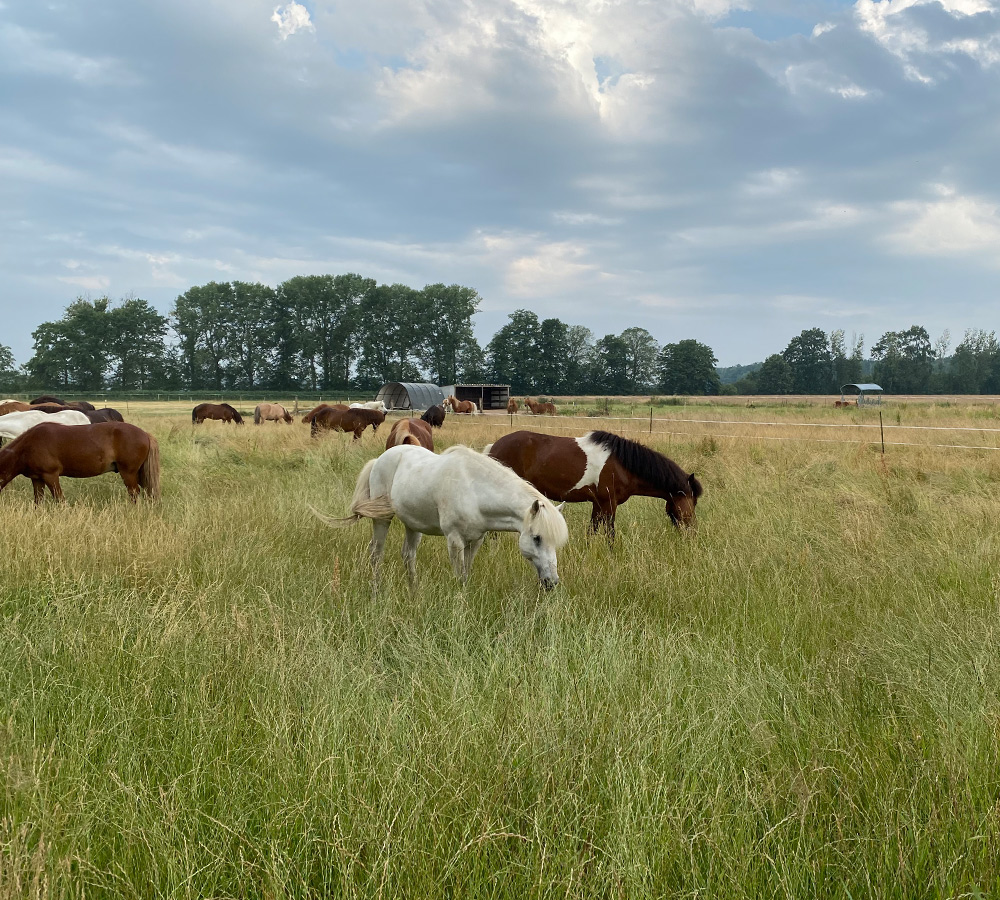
[524,398,556,415]
[0,421,161,504]
[507,398,519,414]
[445,395,479,414]
[302,403,348,424]
[85,408,125,423]
[385,417,434,452]
[311,406,384,440]
[192,402,244,425]
[420,405,446,428]
[254,402,292,424]
[0,401,32,416]
[488,430,702,538]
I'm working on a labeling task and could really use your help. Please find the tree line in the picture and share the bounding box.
[1,278,998,396]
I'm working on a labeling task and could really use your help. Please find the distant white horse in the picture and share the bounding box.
[0,409,90,441]
[315,444,568,589]
[350,400,388,413]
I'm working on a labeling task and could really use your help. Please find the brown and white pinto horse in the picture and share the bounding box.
[0,421,160,503]
[445,395,479,414]
[488,429,702,538]
[385,417,434,452]
[524,398,556,415]
[311,406,384,440]
[254,402,293,424]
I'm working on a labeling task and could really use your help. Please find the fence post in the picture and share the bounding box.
[880,411,885,454]
[650,407,653,434]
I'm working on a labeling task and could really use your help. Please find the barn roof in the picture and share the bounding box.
[375,382,445,410]
[841,383,883,393]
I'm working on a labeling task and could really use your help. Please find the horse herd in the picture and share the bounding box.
[0,394,702,590]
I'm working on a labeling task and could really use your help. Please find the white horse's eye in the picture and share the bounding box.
[533,535,542,545]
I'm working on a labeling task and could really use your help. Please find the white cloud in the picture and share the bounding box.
[57,275,110,291]
[272,2,314,39]
[886,189,1000,258]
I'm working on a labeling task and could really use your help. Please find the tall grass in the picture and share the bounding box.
[1,405,999,897]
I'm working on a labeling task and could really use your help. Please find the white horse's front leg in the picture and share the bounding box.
[369,519,391,591]
[401,526,422,589]
[446,533,467,584]
[463,535,485,581]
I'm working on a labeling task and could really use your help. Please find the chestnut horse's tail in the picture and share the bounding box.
[312,458,394,528]
[139,435,161,500]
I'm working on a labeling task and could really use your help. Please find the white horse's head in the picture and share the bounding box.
[518,498,568,590]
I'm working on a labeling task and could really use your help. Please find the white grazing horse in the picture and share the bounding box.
[0,409,90,441]
[316,444,568,589]
[350,400,388,412]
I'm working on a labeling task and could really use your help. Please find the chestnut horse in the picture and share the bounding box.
[487,429,702,538]
[0,401,32,416]
[311,406,384,440]
[507,398,519,414]
[254,402,293,424]
[192,402,244,425]
[385,417,434,451]
[0,421,160,503]
[445,395,479,414]
[302,403,348,424]
[524,398,556,415]
[421,405,446,428]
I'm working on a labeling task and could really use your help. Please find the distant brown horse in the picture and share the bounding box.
[29,396,96,412]
[0,421,160,504]
[420,405,446,428]
[488,430,701,538]
[524,398,556,415]
[302,403,348,424]
[30,395,65,406]
[254,402,292,424]
[385,417,434,451]
[311,407,385,440]
[507,398,519,414]
[445,395,479,414]
[84,408,125,423]
[0,401,31,416]
[192,402,244,425]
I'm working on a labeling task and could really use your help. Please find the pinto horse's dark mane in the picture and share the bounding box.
[587,430,701,497]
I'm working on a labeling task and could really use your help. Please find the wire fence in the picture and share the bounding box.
[444,410,1000,454]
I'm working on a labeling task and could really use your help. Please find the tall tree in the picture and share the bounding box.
[535,318,570,394]
[356,283,428,387]
[0,343,19,392]
[619,327,660,392]
[871,325,934,393]
[657,339,720,395]
[782,328,833,394]
[950,329,1000,394]
[227,281,276,389]
[589,334,630,394]
[419,284,481,386]
[172,283,232,389]
[107,298,169,390]
[487,310,543,393]
[755,354,793,394]
[26,298,112,391]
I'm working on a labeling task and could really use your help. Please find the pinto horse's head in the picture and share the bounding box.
[666,473,702,528]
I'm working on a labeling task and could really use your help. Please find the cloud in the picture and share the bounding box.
[886,187,1000,258]
[271,2,315,39]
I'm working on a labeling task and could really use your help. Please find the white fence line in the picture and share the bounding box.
[438,412,1000,453]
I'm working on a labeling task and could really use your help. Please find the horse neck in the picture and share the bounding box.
[0,445,21,491]
[606,458,673,501]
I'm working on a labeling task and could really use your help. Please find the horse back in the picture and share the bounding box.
[489,431,590,501]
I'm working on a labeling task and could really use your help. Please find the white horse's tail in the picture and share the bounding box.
[311,458,394,527]
[482,443,493,455]
[472,402,480,415]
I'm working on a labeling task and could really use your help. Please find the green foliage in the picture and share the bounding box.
[782,328,833,394]
[872,325,934,393]
[657,339,719,395]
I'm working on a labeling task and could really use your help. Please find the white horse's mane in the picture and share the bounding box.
[441,445,568,546]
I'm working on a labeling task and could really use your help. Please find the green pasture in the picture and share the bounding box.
[1,403,999,898]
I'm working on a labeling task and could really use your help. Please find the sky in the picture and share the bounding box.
[2,0,1000,367]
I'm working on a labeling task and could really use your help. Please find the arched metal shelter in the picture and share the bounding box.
[376,382,445,410]
[840,383,883,406]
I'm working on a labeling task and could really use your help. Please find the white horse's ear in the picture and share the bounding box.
[530,499,540,516]
[555,502,565,512]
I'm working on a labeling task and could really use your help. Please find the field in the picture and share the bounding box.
[3,399,1000,898]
